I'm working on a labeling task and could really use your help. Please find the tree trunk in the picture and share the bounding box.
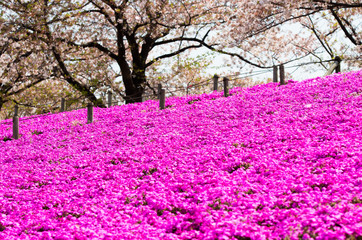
[123,67,147,104]
[0,98,4,113]
[124,86,144,104]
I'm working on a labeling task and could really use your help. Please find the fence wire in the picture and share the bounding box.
[0,58,342,125]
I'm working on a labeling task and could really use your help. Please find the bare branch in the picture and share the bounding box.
[330,9,360,46]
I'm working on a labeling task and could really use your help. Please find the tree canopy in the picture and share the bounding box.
[0,0,360,111]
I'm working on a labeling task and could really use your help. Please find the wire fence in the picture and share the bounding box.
[1,58,342,137]
[161,68,276,96]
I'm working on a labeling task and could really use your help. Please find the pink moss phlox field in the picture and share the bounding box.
[0,70,361,240]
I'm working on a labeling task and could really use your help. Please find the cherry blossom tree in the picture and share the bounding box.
[61,0,233,103]
[209,0,361,70]
[54,0,362,102]
[0,14,55,113]
[1,0,107,108]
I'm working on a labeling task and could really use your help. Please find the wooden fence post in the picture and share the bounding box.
[213,74,219,91]
[60,98,65,112]
[14,105,19,116]
[223,77,229,97]
[107,91,112,108]
[13,105,19,139]
[273,66,278,83]
[87,103,93,124]
[159,89,165,110]
[279,64,285,85]
[158,84,162,99]
[335,56,341,73]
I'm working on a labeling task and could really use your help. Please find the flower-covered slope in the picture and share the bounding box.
[0,71,361,240]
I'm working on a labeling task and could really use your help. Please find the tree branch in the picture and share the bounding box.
[330,9,360,46]
[8,76,46,96]
[146,44,202,67]
[305,16,333,57]
[88,0,116,26]
[68,41,118,60]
